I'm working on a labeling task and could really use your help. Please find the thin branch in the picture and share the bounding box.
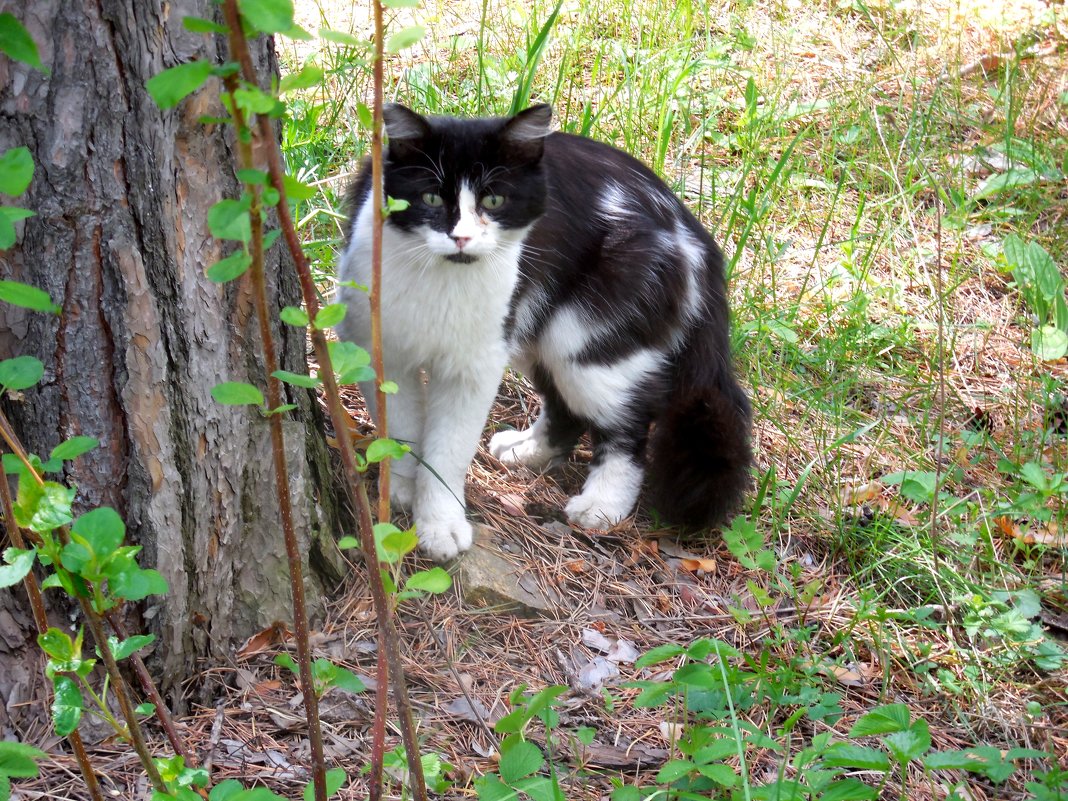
[218,5,428,797]
[0,455,105,801]
[216,17,330,795]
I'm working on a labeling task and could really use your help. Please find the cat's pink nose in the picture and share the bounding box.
[451,236,471,250]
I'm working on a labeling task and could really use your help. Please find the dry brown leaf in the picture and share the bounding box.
[565,559,589,574]
[1029,522,1068,547]
[842,481,880,505]
[237,621,291,660]
[679,557,718,574]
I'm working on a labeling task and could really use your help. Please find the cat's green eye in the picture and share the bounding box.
[422,192,444,207]
[480,194,506,210]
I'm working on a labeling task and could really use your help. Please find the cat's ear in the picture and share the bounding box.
[383,103,431,158]
[501,104,553,160]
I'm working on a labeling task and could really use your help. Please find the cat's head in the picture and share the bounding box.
[381,104,552,263]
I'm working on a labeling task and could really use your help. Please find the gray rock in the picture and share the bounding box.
[453,527,562,617]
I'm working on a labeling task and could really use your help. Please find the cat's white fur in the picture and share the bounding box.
[337,181,530,561]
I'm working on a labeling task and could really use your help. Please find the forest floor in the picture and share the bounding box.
[19,0,1068,799]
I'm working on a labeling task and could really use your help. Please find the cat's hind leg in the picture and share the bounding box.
[490,364,585,470]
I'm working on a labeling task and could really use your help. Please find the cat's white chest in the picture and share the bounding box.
[337,206,524,379]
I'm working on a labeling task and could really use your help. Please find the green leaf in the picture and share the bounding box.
[279,63,324,94]
[0,279,58,313]
[15,480,75,533]
[0,739,47,778]
[329,340,375,385]
[973,167,1041,201]
[848,703,910,736]
[274,652,298,675]
[71,507,126,557]
[136,702,156,716]
[356,102,373,130]
[884,719,931,763]
[337,536,358,549]
[237,0,294,34]
[37,628,75,661]
[382,0,422,6]
[635,643,685,669]
[110,634,155,661]
[923,750,985,771]
[366,437,409,463]
[376,524,418,563]
[208,779,246,801]
[272,370,320,389]
[51,675,84,736]
[312,303,347,330]
[282,173,315,201]
[386,25,425,53]
[280,306,310,326]
[50,436,98,462]
[499,739,544,784]
[697,763,738,786]
[182,16,230,34]
[379,380,399,395]
[1032,325,1068,362]
[211,381,265,406]
[146,60,214,109]
[0,147,34,196]
[404,566,452,594]
[302,767,347,801]
[0,206,34,249]
[207,197,252,243]
[821,744,890,771]
[330,668,366,695]
[108,566,168,601]
[0,547,35,589]
[206,250,252,283]
[0,13,44,71]
[657,759,696,783]
[474,774,514,801]
[0,355,43,391]
[233,86,279,116]
[817,778,879,801]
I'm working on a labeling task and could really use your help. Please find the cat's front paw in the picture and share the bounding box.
[565,491,635,530]
[489,428,554,470]
[389,473,416,510]
[415,514,474,562]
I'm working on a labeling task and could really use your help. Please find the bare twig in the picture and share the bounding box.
[216,14,330,794]
[0,446,105,801]
[219,4,427,798]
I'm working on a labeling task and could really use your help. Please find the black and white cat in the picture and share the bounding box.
[336,104,751,562]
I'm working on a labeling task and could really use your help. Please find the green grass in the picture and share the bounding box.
[281,0,1068,797]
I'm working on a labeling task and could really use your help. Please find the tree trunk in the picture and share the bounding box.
[0,0,345,728]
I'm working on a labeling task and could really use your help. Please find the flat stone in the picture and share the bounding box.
[453,526,562,618]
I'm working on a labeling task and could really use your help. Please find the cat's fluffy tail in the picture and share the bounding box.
[647,317,753,530]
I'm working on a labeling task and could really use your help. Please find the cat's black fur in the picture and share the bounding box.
[340,104,750,555]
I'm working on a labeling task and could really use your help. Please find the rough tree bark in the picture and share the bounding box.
[0,0,345,729]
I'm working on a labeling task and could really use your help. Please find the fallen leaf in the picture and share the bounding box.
[564,559,588,573]
[497,493,527,517]
[679,557,718,574]
[577,656,619,691]
[606,639,640,665]
[444,695,497,725]
[842,481,881,505]
[237,621,291,659]
[581,628,614,653]
[659,721,684,745]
